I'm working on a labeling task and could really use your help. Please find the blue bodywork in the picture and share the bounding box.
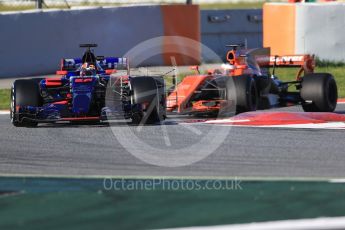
[17,56,133,122]
[70,76,98,114]
[62,57,127,72]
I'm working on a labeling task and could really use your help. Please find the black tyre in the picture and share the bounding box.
[154,77,167,120]
[130,76,165,124]
[226,75,258,114]
[31,78,44,85]
[70,120,101,125]
[11,79,41,127]
[300,73,337,112]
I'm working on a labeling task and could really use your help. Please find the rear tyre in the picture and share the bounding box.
[11,80,41,127]
[130,77,165,124]
[300,73,337,112]
[226,75,258,114]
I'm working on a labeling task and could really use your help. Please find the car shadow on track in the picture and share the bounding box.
[31,114,205,128]
[33,120,180,129]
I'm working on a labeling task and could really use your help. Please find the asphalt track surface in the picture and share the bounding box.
[1,104,345,179]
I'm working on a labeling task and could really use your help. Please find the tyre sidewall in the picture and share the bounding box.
[130,76,163,124]
[11,80,41,126]
[229,75,258,113]
[301,73,337,112]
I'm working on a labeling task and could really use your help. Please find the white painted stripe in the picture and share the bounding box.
[0,173,337,182]
[0,110,10,115]
[204,119,250,124]
[329,179,345,183]
[257,122,345,129]
[202,121,345,129]
[163,216,345,230]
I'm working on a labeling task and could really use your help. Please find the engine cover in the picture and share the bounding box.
[70,77,97,114]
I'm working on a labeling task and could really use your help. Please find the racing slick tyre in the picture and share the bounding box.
[226,75,258,114]
[130,76,165,124]
[300,73,338,112]
[11,79,41,127]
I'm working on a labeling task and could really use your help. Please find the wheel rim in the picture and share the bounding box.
[10,86,15,123]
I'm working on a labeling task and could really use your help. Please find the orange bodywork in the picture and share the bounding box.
[225,50,248,76]
[189,100,227,114]
[167,74,232,114]
[167,75,209,113]
[168,46,315,115]
[231,65,248,76]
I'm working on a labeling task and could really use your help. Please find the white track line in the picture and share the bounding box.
[329,179,345,183]
[204,119,250,124]
[235,122,345,129]
[199,120,345,130]
[0,173,344,182]
[258,122,345,129]
[163,216,345,230]
[1,173,345,184]
[0,110,9,115]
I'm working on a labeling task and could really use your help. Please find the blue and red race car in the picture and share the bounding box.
[10,44,166,127]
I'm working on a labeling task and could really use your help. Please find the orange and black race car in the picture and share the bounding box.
[166,45,338,117]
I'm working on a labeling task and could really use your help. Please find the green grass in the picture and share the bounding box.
[200,2,265,9]
[0,89,10,110]
[0,1,266,12]
[274,67,345,98]
[0,5,34,12]
[0,2,131,12]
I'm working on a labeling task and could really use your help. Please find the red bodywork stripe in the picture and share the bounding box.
[52,100,68,105]
[46,78,62,87]
[56,70,68,75]
[75,78,92,83]
[105,69,117,74]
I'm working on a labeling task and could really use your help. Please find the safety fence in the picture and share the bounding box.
[0,0,228,11]
[0,4,200,77]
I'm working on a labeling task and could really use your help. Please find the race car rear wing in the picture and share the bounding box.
[57,57,129,75]
[254,54,315,80]
[225,46,315,80]
[255,54,314,68]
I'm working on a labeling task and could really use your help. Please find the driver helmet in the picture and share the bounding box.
[80,62,96,77]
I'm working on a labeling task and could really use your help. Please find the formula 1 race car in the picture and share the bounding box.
[10,44,166,127]
[167,45,338,116]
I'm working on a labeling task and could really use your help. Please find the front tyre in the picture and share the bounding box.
[300,73,338,112]
[11,80,41,127]
[226,75,258,114]
[130,76,165,124]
